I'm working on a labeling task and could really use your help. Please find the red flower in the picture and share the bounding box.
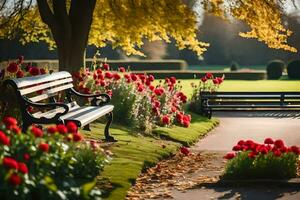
[154,88,164,96]
[29,67,40,76]
[113,73,121,80]
[31,126,43,137]
[103,63,110,70]
[0,131,10,145]
[66,121,77,133]
[291,146,300,155]
[259,146,268,155]
[18,55,24,63]
[274,139,284,148]
[148,75,155,82]
[16,70,24,78]
[264,138,274,144]
[73,132,83,142]
[47,126,57,134]
[7,62,19,73]
[248,151,256,158]
[176,113,183,122]
[130,74,138,81]
[96,69,102,74]
[23,154,30,161]
[224,152,235,159]
[137,85,144,92]
[18,162,28,174]
[3,157,18,169]
[180,147,190,156]
[98,73,104,80]
[149,85,155,91]
[119,67,126,72]
[274,150,282,157]
[39,143,49,152]
[201,76,207,82]
[213,78,219,85]
[40,68,46,74]
[237,140,245,146]
[105,72,113,79]
[57,124,68,134]
[170,77,176,84]
[183,120,190,128]
[3,116,18,129]
[205,73,213,79]
[100,80,106,86]
[11,125,21,134]
[162,115,170,125]
[9,173,22,186]
[232,145,242,151]
[217,77,224,84]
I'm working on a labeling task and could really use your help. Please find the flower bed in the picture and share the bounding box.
[188,73,224,115]
[0,116,107,199]
[72,63,191,134]
[223,138,300,179]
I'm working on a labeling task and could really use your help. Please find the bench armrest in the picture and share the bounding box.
[69,88,111,106]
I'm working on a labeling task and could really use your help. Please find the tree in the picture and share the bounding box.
[0,0,297,72]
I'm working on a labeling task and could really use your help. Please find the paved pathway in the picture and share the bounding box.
[192,111,300,152]
[174,111,300,200]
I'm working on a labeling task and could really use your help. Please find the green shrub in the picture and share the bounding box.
[223,138,299,179]
[230,61,239,71]
[266,60,285,80]
[287,60,300,79]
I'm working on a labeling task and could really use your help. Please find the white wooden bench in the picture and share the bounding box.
[4,71,116,142]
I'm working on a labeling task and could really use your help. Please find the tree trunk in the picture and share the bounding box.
[37,0,96,73]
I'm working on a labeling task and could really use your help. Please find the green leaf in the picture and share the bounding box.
[81,180,96,199]
[41,176,57,192]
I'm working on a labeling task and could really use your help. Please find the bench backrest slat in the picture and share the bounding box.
[28,83,74,102]
[12,71,72,88]
[19,77,73,95]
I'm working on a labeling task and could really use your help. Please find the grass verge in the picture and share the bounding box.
[82,112,218,200]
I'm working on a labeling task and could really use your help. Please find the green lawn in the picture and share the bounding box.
[82,114,218,200]
[178,80,300,97]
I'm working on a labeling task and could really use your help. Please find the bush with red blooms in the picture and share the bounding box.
[0,117,107,199]
[0,56,49,119]
[189,73,224,115]
[72,62,190,134]
[223,138,300,179]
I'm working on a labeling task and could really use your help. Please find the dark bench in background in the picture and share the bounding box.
[200,92,300,119]
[5,71,116,142]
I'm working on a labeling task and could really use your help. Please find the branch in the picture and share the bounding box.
[37,0,56,28]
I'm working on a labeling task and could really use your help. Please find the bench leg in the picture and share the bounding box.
[83,124,91,131]
[22,121,31,133]
[104,112,117,142]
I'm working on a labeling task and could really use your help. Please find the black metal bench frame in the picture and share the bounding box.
[200,91,300,119]
[4,71,116,142]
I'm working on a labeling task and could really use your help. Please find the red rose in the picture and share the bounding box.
[0,131,10,145]
[29,67,40,76]
[137,85,144,92]
[39,143,49,152]
[213,78,220,85]
[248,151,256,158]
[237,140,245,146]
[9,173,22,186]
[118,67,126,72]
[217,77,224,84]
[232,145,242,151]
[224,152,235,159]
[18,162,28,174]
[66,121,77,133]
[149,85,155,91]
[274,150,281,157]
[130,74,138,81]
[105,72,113,79]
[57,124,68,134]
[47,126,57,134]
[7,62,19,73]
[113,73,121,80]
[18,55,24,63]
[3,157,18,169]
[183,120,190,128]
[201,76,207,82]
[170,77,176,84]
[148,75,155,82]
[23,154,30,161]
[291,146,299,155]
[259,146,268,154]
[180,146,190,156]
[3,116,18,129]
[73,132,83,142]
[16,70,24,78]
[264,138,274,144]
[274,139,284,148]
[11,125,21,134]
[31,126,43,137]
[205,73,213,79]
[162,115,170,125]
[100,80,106,87]
[103,63,110,70]
[40,68,46,74]
[96,69,102,74]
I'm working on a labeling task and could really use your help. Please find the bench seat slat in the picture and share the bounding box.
[13,71,72,88]
[29,83,73,102]
[19,78,73,95]
[32,102,79,119]
[60,105,114,127]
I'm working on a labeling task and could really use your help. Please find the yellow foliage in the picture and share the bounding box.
[0,0,297,56]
